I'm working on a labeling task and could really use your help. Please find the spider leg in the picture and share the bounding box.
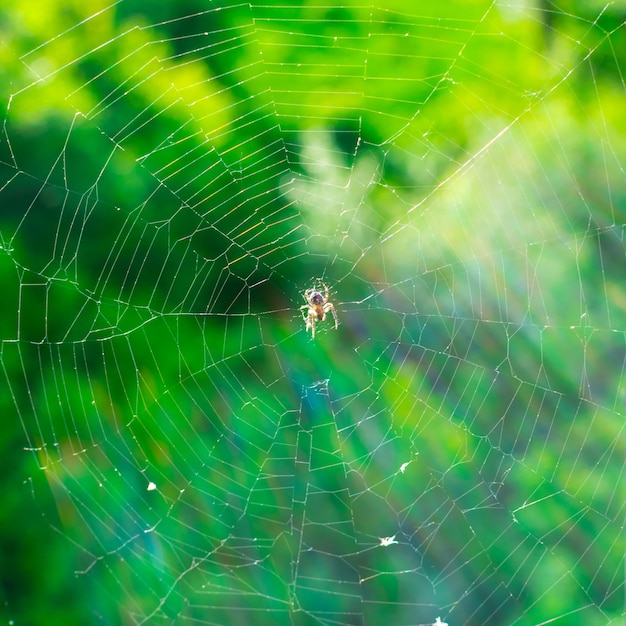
[300,307,316,337]
[324,302,338,329]
[321,282,329,301]
[300,305,310,323]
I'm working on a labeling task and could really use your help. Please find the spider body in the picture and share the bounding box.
[300,282,338,338]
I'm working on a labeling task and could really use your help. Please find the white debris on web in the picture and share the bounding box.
[399,461,410,473]
[378,535,398,546]
[147,482,157,491]
[433,618,448,626]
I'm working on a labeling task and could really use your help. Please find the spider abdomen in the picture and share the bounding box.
[313,306,325,320]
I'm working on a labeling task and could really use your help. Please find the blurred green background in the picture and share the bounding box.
[0,1,624,625]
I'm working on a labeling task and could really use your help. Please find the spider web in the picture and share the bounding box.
[1,2,624,625]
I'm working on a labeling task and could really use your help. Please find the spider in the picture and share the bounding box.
[300,282,338,338]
